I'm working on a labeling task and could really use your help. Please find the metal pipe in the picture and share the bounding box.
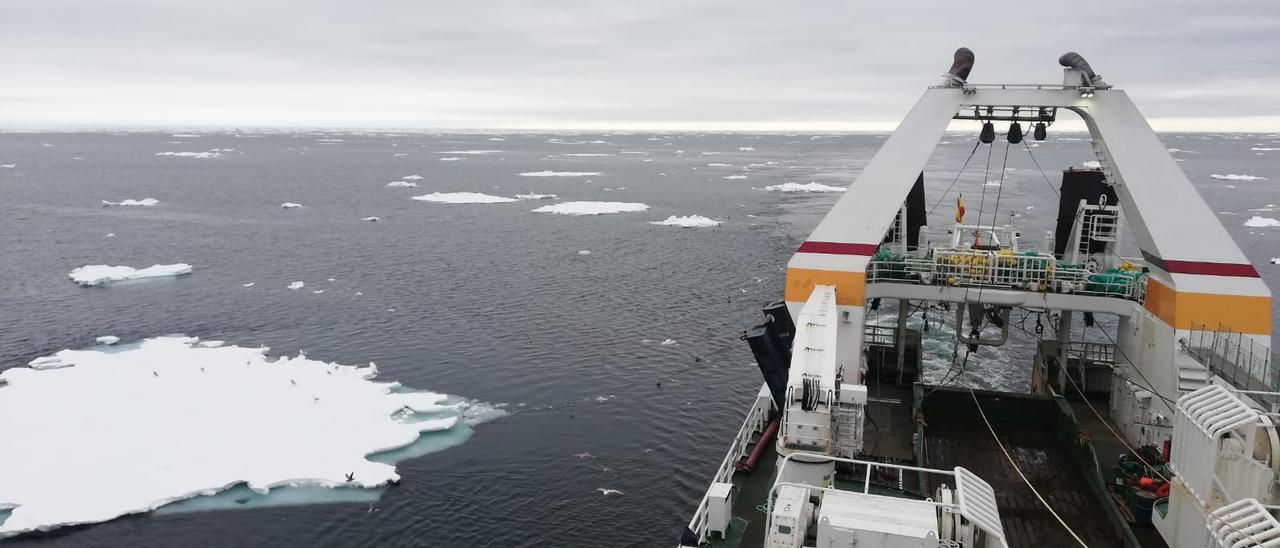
[735,418,780,473]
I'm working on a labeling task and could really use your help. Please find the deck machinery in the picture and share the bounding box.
[681,50,1280,548]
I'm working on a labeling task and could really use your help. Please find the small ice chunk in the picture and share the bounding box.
[1244,216,1280,227]
[412,192,517,204]
[281,203,303,209]
[1082,160,1102,169]
[1211,174,1266,181]
[386,181,418,188]
[288,281,305,290]
[436,150,501,155]
[154,151,222,159]
[577,250,592,255]
[650,215,721,228]
[243,283,255,287]
[69,264,192,287]
[102,198,159,207]
[1252,147,1280,152]
[519,171,601,177]
[392,153,407,157]
[738,146,755,151]
[660,339,676,345]
[531,201,649,215]
[0,164,15,168]
[95,336,121,345]
[723,175,748,180]
[171,134,200,138]
[1270,258,1280,265]
[516,193,557,200]
[106,233,115,237]
[984,180,1002,187]
[362,216,380,222]
[761,182,846,193]
[401,175,423,180]
[438,157,465,161]
[313,290,325,294]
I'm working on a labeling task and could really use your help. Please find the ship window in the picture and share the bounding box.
[777,525,792,534]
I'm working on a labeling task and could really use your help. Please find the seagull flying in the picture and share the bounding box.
[597,488,623,496]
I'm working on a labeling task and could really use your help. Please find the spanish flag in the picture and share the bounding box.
[956,194,965,224]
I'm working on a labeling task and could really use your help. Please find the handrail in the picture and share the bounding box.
[682,389,771,545]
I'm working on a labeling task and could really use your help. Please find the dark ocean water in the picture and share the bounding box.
[0,130,1276,547]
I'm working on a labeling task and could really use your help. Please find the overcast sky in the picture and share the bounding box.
[3,0,1278,131]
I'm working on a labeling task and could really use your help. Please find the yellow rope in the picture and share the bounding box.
[968,388,1090,547]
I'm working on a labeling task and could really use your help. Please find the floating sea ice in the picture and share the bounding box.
[515,193,557,200]
[1244,216,1280,228]
[313,290,325,294]
[281,203,303,209]
[531,201,649,215]
[288,281,305,290]
[707,163,733,167]
[102,198,160,207]
[1211,174,1267,181]
[738,146,755,151]
[392,153,407,157]
[69,264,192,287]
[154,151,222,159]
[519,171,602,177]
[660,339,676,345]
[0,336,503,537]
[106,233,115,237]
[1082,160,1102,169]
[0,164,14,168]
[402,175,423,180]
[761,182,846,193]
[557,153,614,157]
[435,150,501,155]
[488,137,505,141]
[95,336,120,345]
[362,216,380,222]
[171,134,200,138]
[650,215,721,228]
[1271,258,1280,265]
[578,250,592,255]
[386,181,418,187]
[723,175,748,180]
[243,283,255,287]
[439,157,465,161]
[984,180,1001,187]
[1252,148,1280,152]
[411,192,517,204]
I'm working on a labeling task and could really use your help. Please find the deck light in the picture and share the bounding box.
[980,122,995,144]
[1007,122,1023,144]
[1034,122,1047,141]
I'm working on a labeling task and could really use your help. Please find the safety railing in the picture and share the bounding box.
[1184,323,1277,392]
[1066,341,1116,366]
[681,387,772,546]
[866,249,1145,302]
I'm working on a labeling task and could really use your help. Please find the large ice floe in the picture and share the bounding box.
[531,201,649,215]
[761,182,847,193]
[385,181,418,188]
[1211,174,1267,181]
[1245,216,1280,228]
[411,192,517,204]
[102,198,160,207]
[650,215,721,228]
[519,171,601,177]
[69,264,193,287]
[0,336,504,537]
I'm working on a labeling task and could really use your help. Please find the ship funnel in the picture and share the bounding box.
[1059,51,1107,87]
[944,47,975,86]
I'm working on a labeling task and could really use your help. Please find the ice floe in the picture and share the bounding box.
[392,153,407,157]
[531,201,649,216]
[362,217,380,222]
[243,283,255,287]
[723,175,748,180]
[706,163,733,167]
[1244,216,1280,228]
[984,180,1002,187]
[738,146,755,151]
[519,171,602,177]
[577,250,592,255]
[650,215,721,228]
[439,157,465,162]
[556,153,614,157]
[69,264,192,287]
[660,339,676,345]
[762,182,846,193]
[412,192,517,204]
[1251,148,1280,152]
[1082,160,1102,169]
[1271,258,1280,265]
[515,193,557,200]
[1,164,14,169]
[154,151,222,159]
[1211,174,1267,181]
[435,150,501,155]
[0,336,502,537]
[287,281,305,290]
[95,336,120,345]
[385,181,418,188]
[102,198,160,207]
[402,175,423,180]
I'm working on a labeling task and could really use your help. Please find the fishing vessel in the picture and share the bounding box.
[680,49,1279,548]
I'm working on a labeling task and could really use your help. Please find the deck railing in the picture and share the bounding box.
[1184,323,1277,392]
[681,387,772,546]
[866,251,1145,302]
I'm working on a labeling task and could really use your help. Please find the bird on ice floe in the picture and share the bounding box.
[597,488,623,496]
[345,472,355,482]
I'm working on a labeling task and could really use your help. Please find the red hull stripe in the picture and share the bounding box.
[797,241,879,256]
[1162,260,1260,278]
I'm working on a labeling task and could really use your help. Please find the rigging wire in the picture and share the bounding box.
[1022,139,1062,199]
[968,388,1090,547]
[928,140,984,217]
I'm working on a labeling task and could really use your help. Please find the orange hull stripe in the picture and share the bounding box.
[785,268,865,306]
[1143,278,1271,334]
